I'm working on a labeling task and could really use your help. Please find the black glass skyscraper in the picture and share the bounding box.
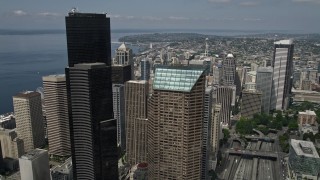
[66,12,111,67]
[65,11,118,180]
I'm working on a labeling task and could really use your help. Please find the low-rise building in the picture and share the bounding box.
[288,139,320,180]
[298,110,317,126]
[0,128,24,159]
[51,157,73,180]
[299,124,319,135]
[129,163,148,180]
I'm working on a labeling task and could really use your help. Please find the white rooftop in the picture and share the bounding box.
[117,42,128,51]
[274,39,293,45]
[299,110,316,116]
[291,139,319,158]
[227,54,234,58]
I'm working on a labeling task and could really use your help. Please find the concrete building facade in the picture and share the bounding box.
[298,110,317,126]
[13,92,45,153]
[125,80,149,166]
[256,67,273,114]
[0,129,24,159]
[148,66,206,180]
[19,149,50,180]
[42,75,71,157]
[241,89,262,119]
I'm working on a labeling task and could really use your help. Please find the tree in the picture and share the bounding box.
[222,129,230,143]
[288,121,299,131]
[236,117,254,134]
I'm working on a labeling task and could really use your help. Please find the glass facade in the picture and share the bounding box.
[153,67,205,92]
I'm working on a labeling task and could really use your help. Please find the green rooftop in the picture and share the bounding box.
[153,66,205,92]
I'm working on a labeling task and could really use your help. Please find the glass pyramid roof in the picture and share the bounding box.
[153,66,205,92]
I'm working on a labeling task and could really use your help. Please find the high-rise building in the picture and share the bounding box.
[256,67,273,114]
[222,54,236,86]
[51,157,73,180]
[65,11,111,67]
[271,40,294,111]
[66,63,118,180]
[19,149,50,180]
[13,92,45,153]
[216,86,235,126]
[42,75,70,157]
[114,43,134,78]
[210,104,221,170]
[112,84,126,151]
[148,66,206,179]
[125,80,149,166]
[112,64,132,84]
[140,59,150,81]
[241,89,262,119]
[201,87,213,180]
[0,129,24,159]
[301,79,312,91]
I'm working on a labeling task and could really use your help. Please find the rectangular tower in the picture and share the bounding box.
[148,66,206,180]
[271,40,294,111]
[19,149,50,180]
[216,86,234,126]
[65,12,111,67]
[241,89,262,119]
[140,59,150,81]
[125,80,149,166]
[13,92,45,153]
[42,75,71,157]
[66,63,118,180]
[256,67,273,114]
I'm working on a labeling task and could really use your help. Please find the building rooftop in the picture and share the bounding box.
[42,74,65,82]
[127,80,147,84]
[291,139,319,158]
[20,149,48,161]
[117,43,129,51]
[51,157,72,174]
[274,39,293,45]
[299,110,316,116]
[0,113,14,123]
[153,66,205,92]
[13,91,40,99]
[226,54,234,58]
[73,62,106,69]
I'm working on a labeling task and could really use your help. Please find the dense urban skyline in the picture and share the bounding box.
[0,0,320,32]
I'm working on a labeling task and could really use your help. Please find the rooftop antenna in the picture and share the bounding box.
[70,7,78,14]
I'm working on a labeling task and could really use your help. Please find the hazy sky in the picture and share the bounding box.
[1,0,320,32]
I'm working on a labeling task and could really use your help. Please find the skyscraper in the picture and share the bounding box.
[112,84,126,151]
[148,66,206,180]
[65,11,117,180]
[65,11,111,67]
[222,54,236,86]
[256,67,273,114]
[42,75,71,157]
[271,40,294,111]
[140,59,150,81]
[210,104,221,170]
[216,86,235,126]
[114,43,134,78]
[13,91,45,153]
[241,89,262,119]
[66,63,118,179]
[125,80,149,166]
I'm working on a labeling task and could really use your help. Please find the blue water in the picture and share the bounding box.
[0,32,141,114]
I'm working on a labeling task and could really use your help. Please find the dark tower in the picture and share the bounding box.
[65,10,118,180]
[65,11,111,67]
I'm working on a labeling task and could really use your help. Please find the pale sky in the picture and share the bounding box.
[0,0,320,32]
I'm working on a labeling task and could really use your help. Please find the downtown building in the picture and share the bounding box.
[42,75,71,157]
[114,43,134,78]
[140,59,150,81]
[256,67,273,114]
[148,66,206,180]
[271,40,294,111]
[65,11,118,179]
[241,89,262,119]
[13,91,45,153]
[125,80,149,166]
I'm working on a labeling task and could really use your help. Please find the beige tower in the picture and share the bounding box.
[148,66,206,180]
[42,75,70,157]
[13,92,45,153]
[125,80,148,166]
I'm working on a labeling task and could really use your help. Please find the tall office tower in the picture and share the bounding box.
[65,11,111,67]
[256,67,273,114]
[141,59,150,81]
[148,66,206,180]
[210,104,221,160]
[13,92,45,153]
[241,89,262,119]
[42,75,70,157]
[271,40,294,111]
[114,43,134,78]
[112,64,132,84]
[212,65,221,85]
[112,84,126,151]
[125,80,149,166]
[245,71,256,83]
[216,86,235,126]
[222,54,236,86]
[19,149,50,180]
[0,129,24,159]
[201,87,213,180]
[66,63,118,179]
